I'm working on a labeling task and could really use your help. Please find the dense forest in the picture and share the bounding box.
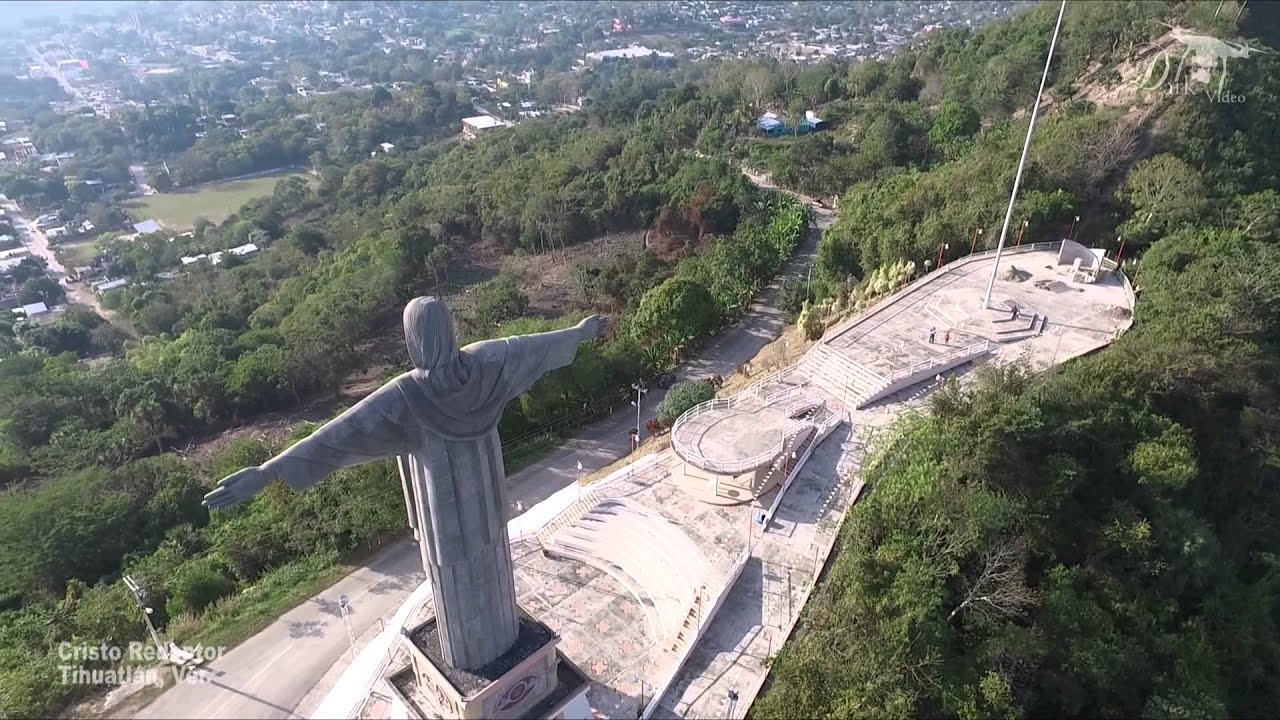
[753,2,1280,718]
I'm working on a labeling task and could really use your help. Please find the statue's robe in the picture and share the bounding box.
[262,330,582,669]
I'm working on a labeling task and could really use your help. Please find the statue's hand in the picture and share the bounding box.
[203,465,274,511]
[577,314,610,341]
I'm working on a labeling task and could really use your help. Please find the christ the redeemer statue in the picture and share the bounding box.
[204,297,609,670]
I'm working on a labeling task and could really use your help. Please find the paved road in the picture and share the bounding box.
[2,199,130,329]
[132,179,829,720]
[4,200,93,306]
[136,539,424,720]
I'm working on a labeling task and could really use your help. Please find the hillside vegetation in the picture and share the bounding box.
[754,2,1280,717]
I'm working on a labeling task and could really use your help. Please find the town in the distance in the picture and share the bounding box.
[1,2,1277,720]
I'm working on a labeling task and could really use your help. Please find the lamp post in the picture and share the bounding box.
[727,689,740,719]
[1068,214,1080,242]
[123,575,166,662]
[630,382,647,440]
[338,594,356,662]
[1015,219,1029,248]
[936,242,949,268]
[970,227,983,255]
[1115,235,1127,265]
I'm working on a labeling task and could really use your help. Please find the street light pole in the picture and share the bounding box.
[970,227,982,255]
[123,575,166,661]
[338,594,356,662]
[1068,214,1080,242]
[631,382,647,439]
[983,0,1067,309]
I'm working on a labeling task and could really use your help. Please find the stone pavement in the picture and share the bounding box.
[650,242,1135,718]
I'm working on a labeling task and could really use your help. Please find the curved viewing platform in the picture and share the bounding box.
[671,239,1136,485]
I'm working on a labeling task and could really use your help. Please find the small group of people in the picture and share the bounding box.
[927,327,952,345]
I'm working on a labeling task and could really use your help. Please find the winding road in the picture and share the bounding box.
[132,171,830,719]
[2,199,133,332]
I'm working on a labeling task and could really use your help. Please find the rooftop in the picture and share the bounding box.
[585,46,675,61]
[462,114,509,130]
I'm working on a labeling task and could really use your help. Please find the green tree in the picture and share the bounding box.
[656,379,716,426]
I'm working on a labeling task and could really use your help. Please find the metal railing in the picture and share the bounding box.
[884,339,990,384]
[853,340,992,408]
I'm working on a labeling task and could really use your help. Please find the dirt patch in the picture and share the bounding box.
[451,232,650,319]
[511,231,647,316]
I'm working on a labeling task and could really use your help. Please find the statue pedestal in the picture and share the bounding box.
[385,608,591,720]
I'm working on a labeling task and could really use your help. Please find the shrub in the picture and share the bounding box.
[657,379,716,426]
[165,555,237,618]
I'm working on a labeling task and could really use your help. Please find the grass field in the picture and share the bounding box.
[54,239,99,267]
[125,170,313,230]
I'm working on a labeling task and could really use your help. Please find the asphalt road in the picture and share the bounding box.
[132,184,830,720]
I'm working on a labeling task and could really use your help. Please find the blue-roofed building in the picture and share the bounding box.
[757,112,786,136]
[802,110,827,132]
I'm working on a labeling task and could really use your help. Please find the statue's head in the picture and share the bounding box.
[404,297,459,371]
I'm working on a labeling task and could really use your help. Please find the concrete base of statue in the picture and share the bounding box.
[384,607,591,720]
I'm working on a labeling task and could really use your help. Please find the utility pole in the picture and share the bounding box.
[983,0,1068,309]
[123,575,166,662]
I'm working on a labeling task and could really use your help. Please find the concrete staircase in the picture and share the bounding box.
[669,588,707,652]
[855,340,993,408]
[543,498,708,647]
[801,344,884,406]
[536,489,602,549]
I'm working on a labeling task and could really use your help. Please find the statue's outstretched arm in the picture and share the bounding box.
[204,375,419,511]
[463,315,610,402]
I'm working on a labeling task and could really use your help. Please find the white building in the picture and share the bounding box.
[461,115,511,140]
[585,46,676,63]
